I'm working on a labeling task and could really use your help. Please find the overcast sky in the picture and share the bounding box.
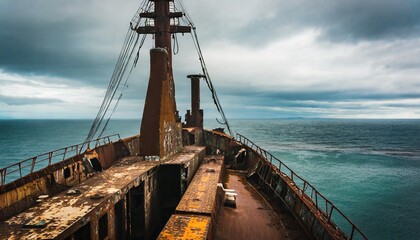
[1,0,420,119]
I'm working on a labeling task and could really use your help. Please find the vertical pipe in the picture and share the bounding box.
[186,74,204,128]
[191,76,200,118]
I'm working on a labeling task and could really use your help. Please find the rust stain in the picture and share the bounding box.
[176,155,224,215]
[0,156,158,239]
[157,214,211,239]
[162,146,205,165]
[215,172,289,240]
[184,74,204,128]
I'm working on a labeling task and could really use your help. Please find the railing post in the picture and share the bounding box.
[328,205,334,223]
[30,157,37,173]
[63,147,68,161]
[18,162,22,178]
[350,226,355,240]
[47,152,52,165]
[0,168,5,186]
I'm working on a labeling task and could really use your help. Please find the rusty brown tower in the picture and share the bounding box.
[136,0,190,158]
[184,74,204,128]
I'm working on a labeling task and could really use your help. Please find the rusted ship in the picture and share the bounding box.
[0,1,368,239]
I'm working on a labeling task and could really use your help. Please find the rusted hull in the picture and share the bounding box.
[0,156,159,239]
[0,130,367,239]
[0,143,207,239]
[0,135,139,222]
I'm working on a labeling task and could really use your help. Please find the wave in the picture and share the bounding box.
[265,141,420,160]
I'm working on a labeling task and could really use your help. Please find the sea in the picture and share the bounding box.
[0,118,419,240]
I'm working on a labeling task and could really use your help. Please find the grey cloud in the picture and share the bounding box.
[317,1,420,41]
[1,0,420,119]
[0,0,138,85]
[213,0,420,46]
[3,0,419,83]
[221,86,420,102]
[385,103,420,108]
[0,95,64,105]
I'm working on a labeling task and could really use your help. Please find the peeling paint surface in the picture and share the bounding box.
[176,155,223,215]
[0,156,158,239]
[163,146,205,165]
[157,214,211,239]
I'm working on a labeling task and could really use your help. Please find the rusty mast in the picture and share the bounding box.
[135,0,190,159]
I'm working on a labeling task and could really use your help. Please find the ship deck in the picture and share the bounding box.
[0,156,158,240]
[215,171,289,240]
[158,155,224,239]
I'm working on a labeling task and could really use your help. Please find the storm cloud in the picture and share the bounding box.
[1,0,420,119]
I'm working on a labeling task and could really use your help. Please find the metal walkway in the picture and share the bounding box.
[215,171,292,240]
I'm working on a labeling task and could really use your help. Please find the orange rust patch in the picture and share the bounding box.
[157,214,211,239]
[175,155,224,215]
[0,157,158,239]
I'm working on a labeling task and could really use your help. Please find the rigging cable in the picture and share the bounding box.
[176,0,233,136]
[172,33,179,55]
[82,2,151,150]
[83,29,135,148]
[84,31,137,141]
[98,33,148,138]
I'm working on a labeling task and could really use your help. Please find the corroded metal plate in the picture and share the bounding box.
[176,155,224,215]
[0,156,158,239]
[157,214,211,240]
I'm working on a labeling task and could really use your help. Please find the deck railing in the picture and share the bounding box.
[0,134,121,187]
[236,133,368,240]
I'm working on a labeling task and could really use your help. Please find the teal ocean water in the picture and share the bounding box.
[1,119,419,239]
